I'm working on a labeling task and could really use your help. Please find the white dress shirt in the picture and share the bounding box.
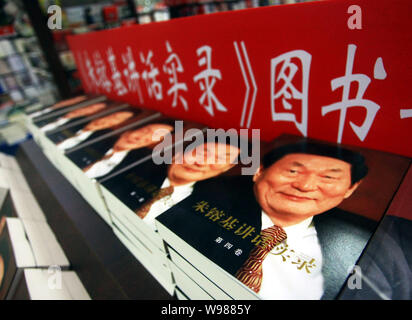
[40,117,70,132]
[144,178,196,229]
[57,130,94,150]
[84,149,129,179]
[30,107,53,119]
[258,212,324,300]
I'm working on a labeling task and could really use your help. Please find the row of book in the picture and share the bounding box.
[22,94,412,300]
[0,152,90,300]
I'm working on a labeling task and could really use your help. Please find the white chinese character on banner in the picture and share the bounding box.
[193,45,227,116]
[83,51,98,92]
[140,50,163,101]
[400,109,412,119]
[321,44,381,143]
[107,47,128,96]
[271,50,311,136]
[234,41,258,129]
[163,41,188,111]
[75,52,92,92]
[121,46,144,105]
[93,51,112,93]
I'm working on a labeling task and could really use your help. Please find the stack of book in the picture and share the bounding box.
[1,217,36,299]
[24,94,208,295]
[0,153,89,299]
[96,121,206,295]
[0,153,46,222]
[155,135,411,299]
[1,218,89,300]
[23,94,412,300]
[59,109,161,223]
[25,95,106,150]
[25,95,156,222]
[0,153,69,269]
[12,268,90,300]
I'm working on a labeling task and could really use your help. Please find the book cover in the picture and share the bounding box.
[45,104,141,152]
[19,219,70,269]
[101,129,246,231]
[26,95,88,117]
[64,113,186,182]
[155,134,410,300]
[30,94,106,121]
[36,100,127,133]
[339,165,412,300]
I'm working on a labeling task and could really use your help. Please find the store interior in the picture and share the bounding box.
[0,0,411,301]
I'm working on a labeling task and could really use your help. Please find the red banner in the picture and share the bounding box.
[67,0,412,158]
[0,25,15,37]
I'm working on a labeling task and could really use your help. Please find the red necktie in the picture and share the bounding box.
[236,225,287,293]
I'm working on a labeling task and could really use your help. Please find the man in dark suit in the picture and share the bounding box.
[157,141,376,299]
[245,141,375,299]
[339,214,412,300]
[56,111,134,151]
[39,102,106,132]
[83,123,174,179]
[103,141,241,229]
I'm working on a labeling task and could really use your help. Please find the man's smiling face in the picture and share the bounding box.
[167,142,240,186]
[113,123,173,152]
[253,153,360,223]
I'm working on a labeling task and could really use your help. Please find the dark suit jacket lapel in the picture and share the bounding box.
[314,209,377,299]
